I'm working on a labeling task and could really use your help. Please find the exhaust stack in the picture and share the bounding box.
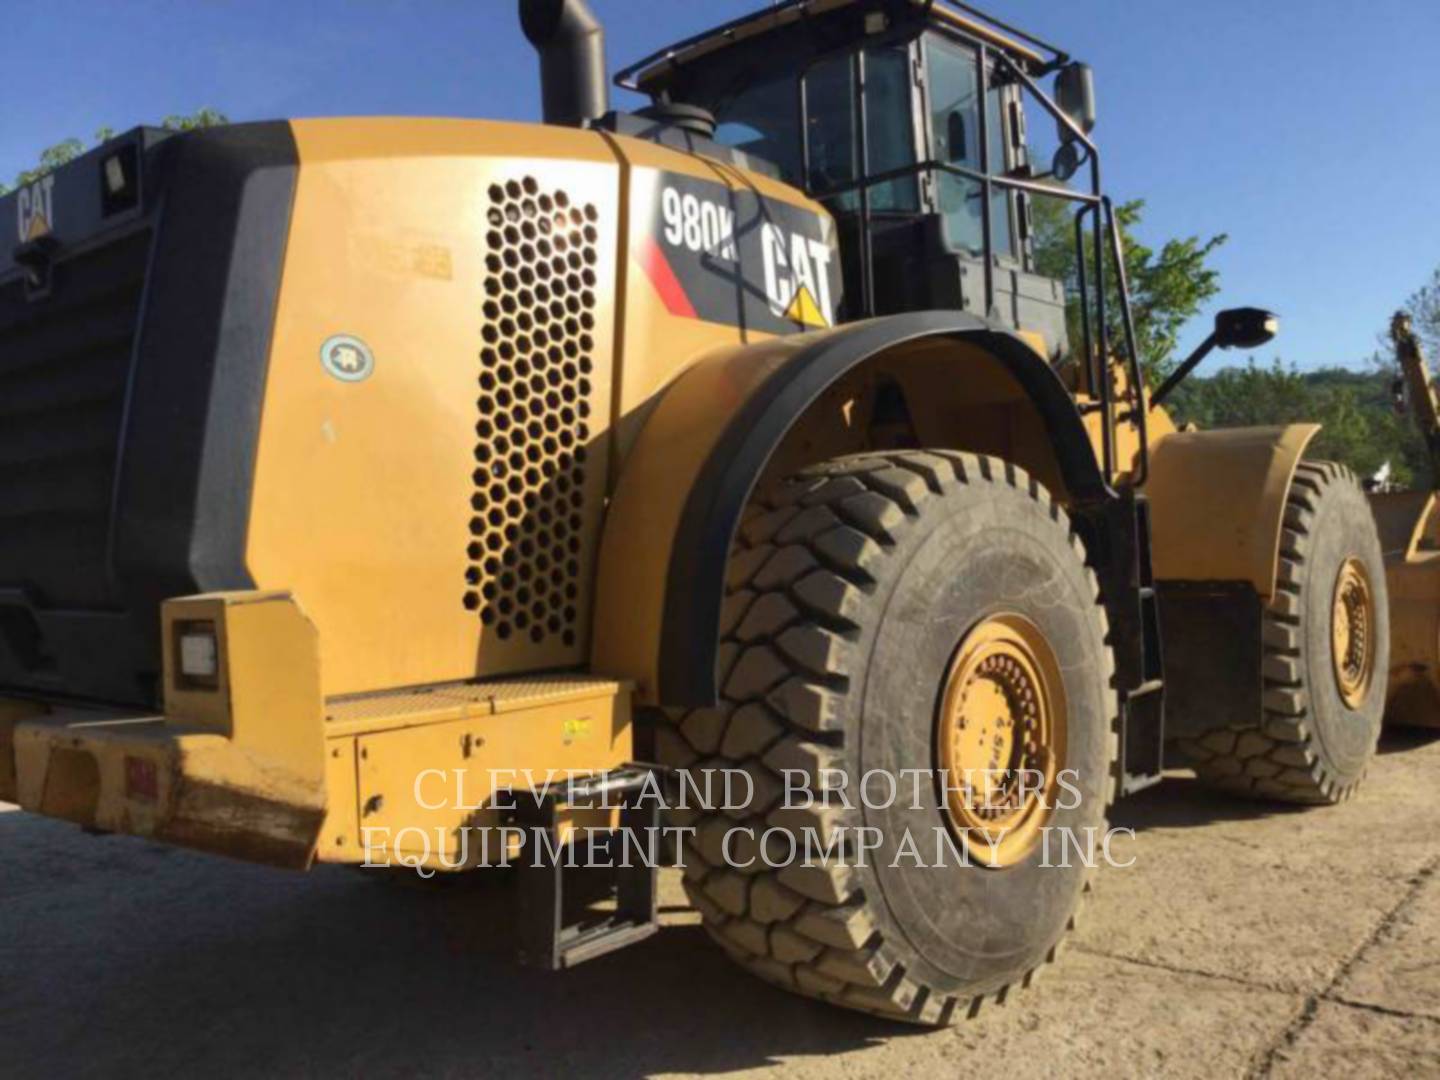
[519,0,609,128]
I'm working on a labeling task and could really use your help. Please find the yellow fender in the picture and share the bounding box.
[592,312,1108,707]
[1146,424,1320,597]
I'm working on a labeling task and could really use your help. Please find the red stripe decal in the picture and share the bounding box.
[638,234,697,319]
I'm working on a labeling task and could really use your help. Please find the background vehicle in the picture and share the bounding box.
[1373,314,1440,730]
[0,0,1391,1023]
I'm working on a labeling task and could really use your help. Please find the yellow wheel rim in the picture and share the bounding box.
[1331,557,1376,710]
[936,613,1066,869]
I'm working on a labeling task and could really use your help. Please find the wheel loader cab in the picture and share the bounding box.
[622,0,1080,361]
[594,0,1174,782]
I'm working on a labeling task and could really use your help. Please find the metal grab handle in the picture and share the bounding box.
[1102,196,1147,487]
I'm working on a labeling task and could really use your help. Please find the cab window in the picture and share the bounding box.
[924,34,1013,258]
[712,75,804,181]
[708,43,919,213]
[803,45,919,214]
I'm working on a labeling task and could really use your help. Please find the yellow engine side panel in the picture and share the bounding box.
[248,117,840,698]
[250,118,622,696]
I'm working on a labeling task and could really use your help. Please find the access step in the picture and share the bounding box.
[508,764,662,970]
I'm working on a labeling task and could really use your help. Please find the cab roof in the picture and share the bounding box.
[617,0,1060,93]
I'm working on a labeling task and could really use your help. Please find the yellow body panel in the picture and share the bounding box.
[246,118,831,699]
[777,335,1074,498]
[0,698,46,803]
[11,592,327,866]
[1069,354,1179,485]
[0,118,835,864]
[4,587,633,867]
[162,592,325,784]
[249,118,621,696]
[1371,492,1440,728]
[320,675,630,865]
[344,679,630,870]
[321,733,362,861]
[14,715,194,835]
[1145,424,1320,597]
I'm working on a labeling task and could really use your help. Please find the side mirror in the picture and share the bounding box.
[1151,307,1280,407]
[1215,307,1280,350]
[1054,62,1096,143]
[1051,141,1083,182]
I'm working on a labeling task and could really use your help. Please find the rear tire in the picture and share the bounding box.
[1178,461,1388,804]
[659,451,1118,1024]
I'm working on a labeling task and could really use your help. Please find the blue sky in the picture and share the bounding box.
[8,0,1438,370]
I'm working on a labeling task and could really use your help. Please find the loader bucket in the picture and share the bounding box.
[1372,490,1440,728]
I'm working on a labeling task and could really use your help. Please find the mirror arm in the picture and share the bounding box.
[1151,332,1218,408]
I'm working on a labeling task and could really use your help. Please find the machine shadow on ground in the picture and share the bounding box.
[1376,726,1440,755]
[1110,774,1305,833]
[1114,727,1440,834]
[0,810,922,1078]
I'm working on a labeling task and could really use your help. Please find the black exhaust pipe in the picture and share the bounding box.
[519,0,609,128]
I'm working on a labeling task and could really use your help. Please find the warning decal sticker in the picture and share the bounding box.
[634,170,842,335]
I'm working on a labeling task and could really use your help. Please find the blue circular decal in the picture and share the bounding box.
[320,334,375,382]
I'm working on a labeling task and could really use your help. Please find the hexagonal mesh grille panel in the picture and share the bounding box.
[466,175,600,647]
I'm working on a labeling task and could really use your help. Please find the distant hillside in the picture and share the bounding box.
[1165,360,1431,489]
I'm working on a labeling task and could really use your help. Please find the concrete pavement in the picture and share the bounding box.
[3,730,1438,1078]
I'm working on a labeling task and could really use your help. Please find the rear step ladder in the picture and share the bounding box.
[510,764,663,970]
[1113,494,1167,795]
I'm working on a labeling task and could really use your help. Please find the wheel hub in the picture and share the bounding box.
[936,613,1066,868]
[1331,557,1376,710]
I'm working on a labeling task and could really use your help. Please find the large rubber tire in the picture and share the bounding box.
[659,451,1118,1024]
[1177,461,1389,804]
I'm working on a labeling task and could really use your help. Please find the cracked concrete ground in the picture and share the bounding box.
[3,729,1438,1078]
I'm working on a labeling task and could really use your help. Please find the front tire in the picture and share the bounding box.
[1178,461,1389,803]
[659,451,1118,1024]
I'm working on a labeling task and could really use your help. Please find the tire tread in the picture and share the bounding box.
[1177,460,1378,804]
[662,451,1119,1024]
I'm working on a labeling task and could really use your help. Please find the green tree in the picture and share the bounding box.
[2,109,228,193]
[1031,193,1227,385]
[159,106,229,133]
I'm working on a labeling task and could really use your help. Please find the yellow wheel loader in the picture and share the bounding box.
[1374,314,1440,729]
[0,0,1391,1024]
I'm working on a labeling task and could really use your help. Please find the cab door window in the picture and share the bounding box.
[803,44,919,214]
[924,35,1013,258]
